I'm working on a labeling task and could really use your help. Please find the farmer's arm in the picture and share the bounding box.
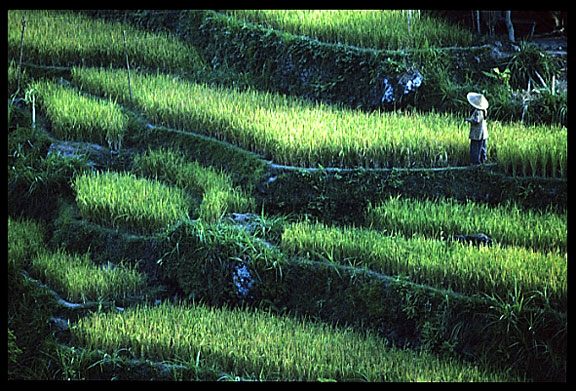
[466,110,482,124]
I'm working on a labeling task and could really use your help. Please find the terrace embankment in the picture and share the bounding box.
[137,116,567,221]
[259,162,566,224]
[45,110,565,226]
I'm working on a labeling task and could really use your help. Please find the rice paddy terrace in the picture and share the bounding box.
[8,10,567,382]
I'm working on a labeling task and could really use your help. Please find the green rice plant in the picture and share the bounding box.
[70,66,466,169]
[8,60,18,94]
[490,123,566,178]
[536,143,550,178]
[197,188,237,224]
[71,301,521,381]
[7,10,203,73]
[32,80,127,150]
[29,248,145,303]
[71,66,567,177]
[554,140,567,178]
[365,196,567,253]
[132,148,254,222]
[73,170,193,233]
[8,217,47,271]
[281,221,567,309]
[8,59,26,96]
[225,10,475,50]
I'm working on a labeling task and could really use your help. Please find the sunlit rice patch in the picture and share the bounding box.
[225,10,475,51]
[32,80,127,151]
[73,170,193,233]
[71,66,567,177]
[365,196,567,253]
[71,301,521,381]
[132,148,255,223]
[7,9,203,72]
[29,248,146,303]
[281,220,567,308]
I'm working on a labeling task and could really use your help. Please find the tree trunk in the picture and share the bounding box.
[476,10,481,34]
[505,11,515,42]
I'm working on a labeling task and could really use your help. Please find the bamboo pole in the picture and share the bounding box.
[16,16,26,94]
[31,91,35,129]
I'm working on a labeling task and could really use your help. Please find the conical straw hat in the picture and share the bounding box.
[467,92,489,110]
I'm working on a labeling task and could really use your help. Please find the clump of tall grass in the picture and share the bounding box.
[225,10,475,50]
[71,301,521,381]
[74,170,193,233]
[29,249,145,303]
[7,10,203,73]
[132,148,254,222]
[366,196,567,253]
[282,221,567,308]
[71,66,567,177]
[32,80,127,151]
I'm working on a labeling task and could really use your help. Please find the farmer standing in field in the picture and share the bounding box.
[465,92,489,165]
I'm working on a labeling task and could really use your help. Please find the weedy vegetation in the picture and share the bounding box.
[8,217,47,271]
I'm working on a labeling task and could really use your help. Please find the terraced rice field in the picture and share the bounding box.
[8,9,566,382]
[70,65,567,176]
